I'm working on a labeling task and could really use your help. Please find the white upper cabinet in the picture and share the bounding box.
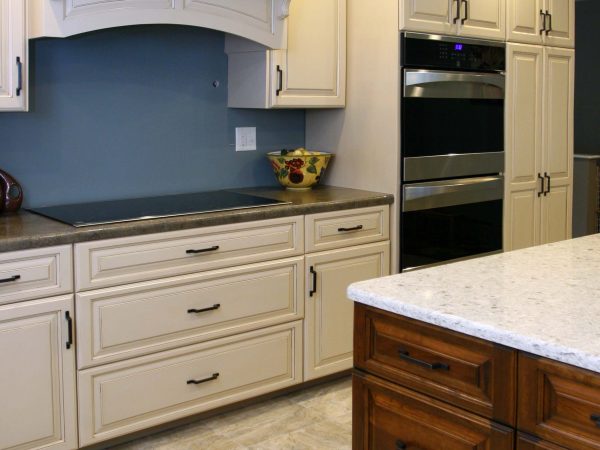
[507,0,574,48]
[400,0,505,41]
[28,0,290,49]
[226,0,346,108]
[0,0,26,111]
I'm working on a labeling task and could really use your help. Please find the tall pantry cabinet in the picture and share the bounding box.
[504,43,574,251]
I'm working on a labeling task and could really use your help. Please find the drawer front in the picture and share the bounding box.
[517,433,567,450]
[353,371,515,450]
[354,304,517,425]
[75,216,303,291]
[78,321,302,446]
[518,353,600,449]
[77,257,304,368]
[305,205,389,252]
[0,246,73,305]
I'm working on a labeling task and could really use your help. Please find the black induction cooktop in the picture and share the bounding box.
[28,191,289,227]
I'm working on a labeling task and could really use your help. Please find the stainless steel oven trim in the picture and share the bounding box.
[402,175,504,212]
[404,69,505,99]
[403,152,504,182]
[402,32,506,48]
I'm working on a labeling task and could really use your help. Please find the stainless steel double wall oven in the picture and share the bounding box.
[400,33,506,271]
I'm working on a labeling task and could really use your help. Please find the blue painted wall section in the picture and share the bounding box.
[0,25,305,208]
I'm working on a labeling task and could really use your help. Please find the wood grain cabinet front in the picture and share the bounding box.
[354,304,517,426]
[517,432,568,449]
[353,371,515,450]
[518,353,600,450]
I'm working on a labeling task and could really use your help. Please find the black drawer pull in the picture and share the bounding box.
[16,57,23,96]
[337,225,363,232]
[309,266,317,297]
[187,373,219,385]
[396,440,407,450]
[65,311,73,350]
[186,245,219,254]
[0,275,20,283]
[545,172,551,195]
[591,414,600,427]
[187,304,221,314]
[398,349,449,371]
[537,173,545,197]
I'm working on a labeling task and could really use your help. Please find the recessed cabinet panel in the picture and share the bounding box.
[506,189,540,250]
[0,0,26,111]
[545,0,574,48]
[400,0,454,34]
[508,0,543,44]
[65,0,173,17]
[541,185,570,244]
[458,0,505,41]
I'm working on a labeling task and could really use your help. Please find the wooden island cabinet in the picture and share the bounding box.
[353,304,600,450]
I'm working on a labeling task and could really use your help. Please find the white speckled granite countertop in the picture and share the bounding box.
[348,234,600,373]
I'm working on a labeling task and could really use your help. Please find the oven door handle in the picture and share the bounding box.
[404,69,505,99]
[403,176,504,212]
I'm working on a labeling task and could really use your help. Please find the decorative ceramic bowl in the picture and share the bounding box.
[267,150,333,190]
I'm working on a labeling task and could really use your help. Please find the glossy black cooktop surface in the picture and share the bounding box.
[28,191,289,227]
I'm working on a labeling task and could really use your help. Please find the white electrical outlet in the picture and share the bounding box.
[235,127,257,151]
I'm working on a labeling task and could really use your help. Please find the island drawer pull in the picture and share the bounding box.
[0,275,20,283]
[591,413,600,427]
[187,373,220,385]
[337,225,363,232]
[186,246,219,254]
[398,349,450,371]
[187,304,221,314]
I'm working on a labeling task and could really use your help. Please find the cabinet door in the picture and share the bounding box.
[507,0,544,44]
[545,0,575,48]
[0,0,26,111]
[504,44,544,251]
[541,47,573,244]
[458,0,505,40]
[353,372,515,450]
[0,295,77,450]
[400,0,455,35]
[517,433,567,449]
[271,0,346,108]
[304,242,389,381]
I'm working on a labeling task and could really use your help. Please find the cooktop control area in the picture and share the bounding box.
[28,191,289,227]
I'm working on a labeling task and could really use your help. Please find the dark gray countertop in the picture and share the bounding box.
[0,186,393,252]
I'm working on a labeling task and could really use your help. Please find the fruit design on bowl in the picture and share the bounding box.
[267,148,333,190]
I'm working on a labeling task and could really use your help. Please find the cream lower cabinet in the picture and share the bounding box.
[0,0,26,111]
[304,206,390,381]
[507,0,574,48]
[400,0,505,41]
[0,295,78,450]
[225,0,346,108]
[504,44,574,251]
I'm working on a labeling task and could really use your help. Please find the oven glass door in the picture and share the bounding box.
[401,176,503,271]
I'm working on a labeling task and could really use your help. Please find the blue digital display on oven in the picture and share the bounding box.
[454,44,463,51]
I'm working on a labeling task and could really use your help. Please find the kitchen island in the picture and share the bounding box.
[349,234,600,449]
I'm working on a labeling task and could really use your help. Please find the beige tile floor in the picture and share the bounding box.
[110,376,352,450]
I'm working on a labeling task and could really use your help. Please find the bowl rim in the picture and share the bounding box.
[266,151,333,157]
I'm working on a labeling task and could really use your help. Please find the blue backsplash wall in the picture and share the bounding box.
[0,26,305,208]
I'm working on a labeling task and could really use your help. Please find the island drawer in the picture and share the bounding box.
[305,205,389,252]
[75,216,303,291]
[354,304,517,426]
[0,245,73,305]
[517,433,567,449]
[76,257,304,368]
[78,320,302,446]
[518,353,600,450]
[353,371,515,450]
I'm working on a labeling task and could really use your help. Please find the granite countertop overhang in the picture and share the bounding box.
[0,186,393,253]
[348,234,600,373]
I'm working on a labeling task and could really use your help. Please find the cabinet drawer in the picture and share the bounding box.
[75,216,303,291]
[76,257,304,368]
[305,205,389,252]
[78,321,302,446]
[354,304,517,426]
[517,432,567,450]
[353,371,515,450]
[0,246,73,305]
[518,353,600,450]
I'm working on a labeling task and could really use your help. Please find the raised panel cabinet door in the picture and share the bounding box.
[457,0,505,41]
[504,44,543,251]
[517,432,568,449]
[0,0,26,111]
[400,0,456,35]
[353,372,515,450]
[304,241,389,381]
[271,0,346,108]
[545,0,575,48]
[541,184,571,244]
[0,295,77,450]
[507,0,544,44]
